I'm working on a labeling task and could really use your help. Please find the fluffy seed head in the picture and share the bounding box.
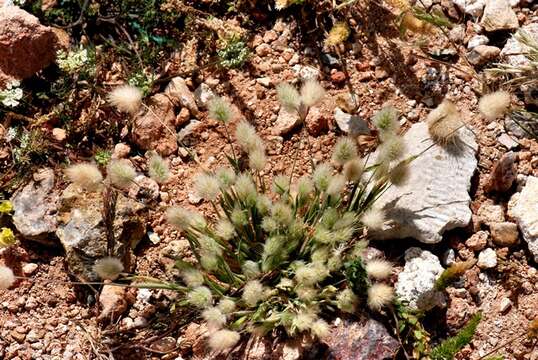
[311,319,330,338]
[230,207,248,226]
[215,219,235,241]
[65,163,103,191]
[235,120,264,154]
[300,80,325,108]
[426,100,463,145]
[0,266,15,289]
[217,298,236,314]
[378,135,406,163]
[325,22,350,47]
[248,149,267,171]
[208,96,234,123]
[242,280,266,307]
[200,252,219,271]
[272,175,290,195]
[166,207,206,230]
[216,167,236,188]
[107,159,136,188]
[332,137,357,166]
[295,263,329,286]
[336,288,357,313]
[389,160,410,185]
[313,163,333,192]
[327,174,346,197]
[108,85,142,114]
[208,329,240,351]
[343,158,364,182]
[181,268,204,287]
[234,174,257,204]
[276,83,301,112]
[373,106,399,137]
[367,283,394,311]
[93,257,124,280]
[242,260,260,279]
[293,310,317,331]
[187,286,213,308]
[202,307,227,329]
[148,153,170,184]
[256,195,272,215]
[361,207,385,231]
[296,176,314,200]
[366,259,393,280]
[194,173,221,201]
[478,91,511,121]
[271,202,293,226]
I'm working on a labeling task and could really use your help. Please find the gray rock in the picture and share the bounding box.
[323,318,399,360]
[452,0,487,16]
[467,35,489,49]
[194,83,216,109]
[165,77,199,115]
[370,122,478,244]
[55,184,145,280]
[501,23,538,68]
[497,133,519,149]
[508,176,538,261]
[321,53,339,67]
[395,247,446,311]
[480,0,519,32]
[477,248,497,268]
[272,107,301,135]
[467,45,501,65]
[334,108,370,136]
[11,168,58,244]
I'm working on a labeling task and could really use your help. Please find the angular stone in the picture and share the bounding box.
[272,107,301,135]
[194,83,216,110]
[508,176,538,261]
[55,184,145,280]
[0,6,59,85]
[164,77,199,115]
[490,221,519,246]
[501,23,538,68]
[477,248,497,268]
[132,93,178,156]
[370,122,478,243]
[467,35,489,49]
[452,0,486,16]
[323,318,399,360]
[466,230,488,251]
[484,151,516,193]
[480,0,519,32]
[11,168,58,244]
[477,202,505,225]
[395,247,446,311]
[334,108,370,136]
[467,45,500,66]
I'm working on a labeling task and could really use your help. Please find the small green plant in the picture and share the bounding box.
[128,70,156,96]
[0,200,16,248]
[435,260,474,291]
[431,313,482,360]
[394,301,431,359]
[95,150,112,166]
[217,36,250,69]
[0,80,23,108]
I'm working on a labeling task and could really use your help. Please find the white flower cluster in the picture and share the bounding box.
[57,48,90,73]
[0,80,23,108]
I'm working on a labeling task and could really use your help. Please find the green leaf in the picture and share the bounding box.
[431,313,482,360]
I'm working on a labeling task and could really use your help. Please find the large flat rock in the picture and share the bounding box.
[371,122,478,243]
[508,176,538,262]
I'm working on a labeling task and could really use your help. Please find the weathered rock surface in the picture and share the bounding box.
[395,247,446,311]
[477,248,497,269]
[11,168,58,244]
[132,93,178,156]
[194,83,216,110]
[501,23,538,68]
[55,184,145,280]
[480,0,518,32]
[165,76,199,115]
[323,318,399,360]
[452,0,486,17]
[0,6,59,86]
[371,122,478,243]
[334,108,370,136]
[484,151,516,193]
[490,221,519,247]
[467,45,500,66]
[272,108,301,135]
[508,176,538,262]
[98,285,135,322]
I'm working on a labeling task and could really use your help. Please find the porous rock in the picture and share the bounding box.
[508,176,538,261]
[11,168,58,244]
[480,0,519,32]
[370,122,478,243]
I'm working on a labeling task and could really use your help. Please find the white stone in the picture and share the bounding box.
[193,83,216,109]
[370,122,478,243]
[452,0,487,17]
[256,77,271,87]
[395,247,446,311]
[497,133,519,149]
[467,35,489,49]
[508,176,538,262]
[499,297,512,312]
[292,64,320,81]
[272,107,301,135]
[334,108,370,136]
[480,0,518,32]
[442,249,456,266]
[477,248,498,269]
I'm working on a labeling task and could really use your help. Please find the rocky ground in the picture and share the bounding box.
[0,0,538,359]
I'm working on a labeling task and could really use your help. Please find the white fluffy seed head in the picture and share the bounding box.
[248,148,267,171]
[107,159,136,188]
[217,298,236,314]
[242,280,265,307]
[202,306,227,330]
[216,167,236,188]
[426,100,463,145]
[311,319,330,339]
[208,329,240,351]
[166,207,206,231]
[277,82,301,112]
[181,268,204,287]
[148,153,170,184]
[336,288,358,313]
[293,310,317,331]
[300,80,325,108]
[373,106,399,137]
[235,120,264,154]
[242,260,260,279]
[332,137,358,166]
[93,257,124,281]
[367,283,394,311]
[343,158,364,182]
[187,286,213,308]
[194,173,220,201]
[234,174,257,204]
[366,259,393,280]
[478,91,511,121]
[108,85,142,114]
[378,135,406,163]
[208,96,234,123]
[326,174,346,197]
[313,163,333,192]
[215,218,235,241]
[0,266,15,289]
[361,207,386,231]
[65,163,103,191]
[295,263,329,286]
[272,174,290,195]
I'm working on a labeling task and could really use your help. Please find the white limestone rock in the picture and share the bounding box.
[452,0,487,17]
[508,176,538,262]
[395,247,446,311]
[480,0,518,32]
[477,248,498,269]
[370,122,478,243]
